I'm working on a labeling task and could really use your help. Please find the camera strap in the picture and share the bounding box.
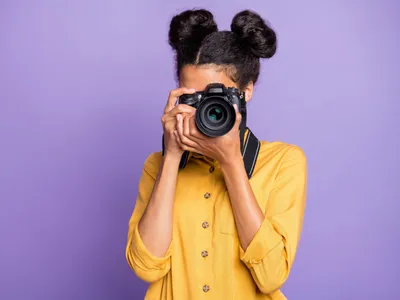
[238,100,261,178]
[240,127,261,179]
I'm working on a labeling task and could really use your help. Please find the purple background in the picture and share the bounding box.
[1,1,399,299]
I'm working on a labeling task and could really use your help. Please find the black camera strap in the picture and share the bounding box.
[238,96,260,178]
[240,127,260,179]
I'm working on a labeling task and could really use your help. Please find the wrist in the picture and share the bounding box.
[220,156,248,186]
[163,151,183,164]
[219,151,243,171]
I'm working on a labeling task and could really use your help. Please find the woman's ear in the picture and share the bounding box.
[243,82,254,102]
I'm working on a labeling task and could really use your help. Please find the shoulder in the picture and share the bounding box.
[259,140,306,160]
[141,151,163,179]
[256,140,307,172]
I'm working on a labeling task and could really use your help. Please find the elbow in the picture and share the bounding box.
[126,244,171,283]
[254,263,290,295]
[257,275,288,295]
[131,265,170,283]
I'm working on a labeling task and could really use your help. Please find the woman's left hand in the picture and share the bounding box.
[174,104,242,166]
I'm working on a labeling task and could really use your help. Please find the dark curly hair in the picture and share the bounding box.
[168,9,277,90]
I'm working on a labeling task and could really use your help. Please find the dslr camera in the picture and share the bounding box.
[179,83,245,137]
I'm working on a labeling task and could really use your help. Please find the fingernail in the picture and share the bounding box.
[177,114,181,121]
[233,104,238,112]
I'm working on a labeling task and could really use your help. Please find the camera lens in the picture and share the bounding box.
[207,106,224,122]
[195,97,236,137]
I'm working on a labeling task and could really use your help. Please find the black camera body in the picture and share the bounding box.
[179,83,246,137]
[161,82,260,179]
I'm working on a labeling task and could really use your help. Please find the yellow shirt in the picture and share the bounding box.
[126,140,307,300]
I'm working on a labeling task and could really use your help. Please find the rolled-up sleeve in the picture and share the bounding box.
[125,153,172,283]
[239,146,307,294]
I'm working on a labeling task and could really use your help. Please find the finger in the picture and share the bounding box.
[179,133,199,148]
[176,113,184,137]
[188,115,204,140]
[183,114,190,137]
[164,88,196,113]
[177,114,199,147]
[162,104,196,125]
[178,141,200,154]
[173,130,183,147]
[168,104,196,117]
[178,115,199,148]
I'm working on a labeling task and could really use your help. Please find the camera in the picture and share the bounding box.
[179,83,245,137]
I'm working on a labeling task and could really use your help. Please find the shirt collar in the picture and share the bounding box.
[188,152,215,164]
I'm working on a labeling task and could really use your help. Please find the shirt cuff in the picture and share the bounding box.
[132,223,172,270]
[239,217,282,268]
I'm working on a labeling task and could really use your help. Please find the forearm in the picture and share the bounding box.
[220,146,307,293]
[138,153,181,256]
[220,157,265,250]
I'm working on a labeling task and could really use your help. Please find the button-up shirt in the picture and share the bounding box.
[126,141,307,300]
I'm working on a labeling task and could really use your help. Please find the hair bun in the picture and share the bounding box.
[231,10,277,58]
[169,9,218,53]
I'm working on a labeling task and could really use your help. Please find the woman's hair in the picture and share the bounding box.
[168,9,277,90]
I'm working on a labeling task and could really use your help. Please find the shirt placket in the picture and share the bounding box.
[198,160,217,297]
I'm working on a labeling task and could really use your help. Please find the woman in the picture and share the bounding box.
[126,8,307,300]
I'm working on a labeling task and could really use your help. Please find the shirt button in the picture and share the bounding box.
[204,192,211,199]
[202,221,209,229]
[203,285,210,293]
[201,250,208,258]
[209,166,214,173]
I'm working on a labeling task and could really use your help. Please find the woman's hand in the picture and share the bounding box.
[174,104,243,166]
[161,87,196,159]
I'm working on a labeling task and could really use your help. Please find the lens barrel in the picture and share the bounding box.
[195,96,236,137]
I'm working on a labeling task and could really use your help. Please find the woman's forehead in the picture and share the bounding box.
[179,65,238,91]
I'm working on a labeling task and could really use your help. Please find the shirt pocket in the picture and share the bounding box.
[217,192,238,236]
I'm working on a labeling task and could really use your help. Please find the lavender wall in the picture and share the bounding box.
[1,1,399,299]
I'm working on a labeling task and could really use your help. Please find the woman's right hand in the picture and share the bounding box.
[161,87,196,159]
